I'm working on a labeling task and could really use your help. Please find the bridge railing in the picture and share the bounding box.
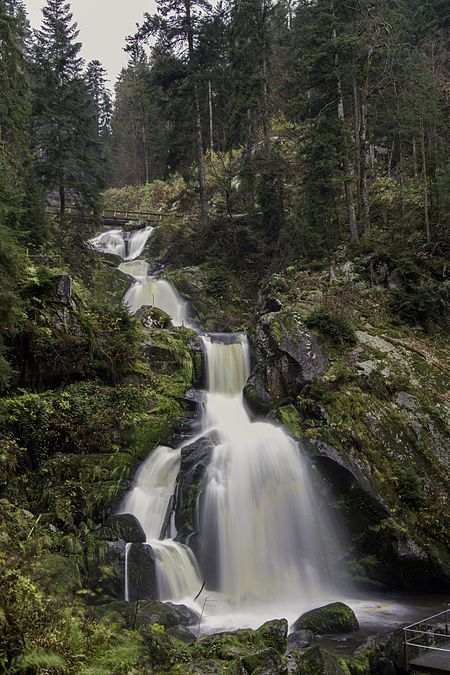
[45,206,186,221]
[403,608,450,666]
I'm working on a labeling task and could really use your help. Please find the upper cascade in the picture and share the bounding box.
[89,226,153,261]
[202,334,251,395]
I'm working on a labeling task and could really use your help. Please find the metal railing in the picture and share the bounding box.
[404,606,450,667]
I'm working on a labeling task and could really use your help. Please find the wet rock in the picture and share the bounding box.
[165,602,200,626]
[293,602,358,634]
[257,619,289,654]
[265,297,283,313]
[126,542,158,601]
[94,598,183,630]
[287,645,349,674]
[174,435,213,547]
[166,624,197,644]
[136,306,172,329]
[106,513,146,542]
[245,310,327,412]
[101,539,126,598]
[287,630,314,652]
[240,647,283,674]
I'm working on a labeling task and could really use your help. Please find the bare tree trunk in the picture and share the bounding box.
[208,80,214,152]
[420,118,431,243]
[185,0,208,227]
[262,27,271,152]
[334,28,358,241]
[360,48,372,236]
[353,78,362,215]
[412,138,418,178]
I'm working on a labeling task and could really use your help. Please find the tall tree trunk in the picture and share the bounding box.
[420,117,431,243]
[208,80,214,152]
[360,48,372,236]
[262,16,271,152]
[353,78,362,215]
[334,28,358,241]
[185,0,208,227]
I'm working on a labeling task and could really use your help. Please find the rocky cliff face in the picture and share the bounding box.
[243,263,450,591]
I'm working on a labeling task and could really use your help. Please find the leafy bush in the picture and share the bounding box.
[206,266,229,297]
[398,467,423,508]
[305,309,356,346]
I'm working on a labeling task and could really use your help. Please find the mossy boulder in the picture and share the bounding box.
[94,598,186,630]
[106,513,146,542]
[125,542,158,601]
[293,603,358,634]
[287,645,350,675]
[245,311,326,412]
[192,619,288,665]
[239,647,284,674]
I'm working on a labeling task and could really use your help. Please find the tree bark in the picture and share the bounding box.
[185,0,208,227]
[420,118,431,243]
[334,28,358,241]
[208,80,214,152]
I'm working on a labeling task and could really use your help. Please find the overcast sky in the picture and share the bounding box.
[24,0,157,87]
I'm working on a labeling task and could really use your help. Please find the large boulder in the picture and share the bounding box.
[105,513,146,542]
[287,630,314,652]
[125,542,158,601]
[293,603,358,634]
[239,647,284,674]
[244,311,327,412]
[93,598,185,630]
[287,645,350,675]
[174,435,213,547]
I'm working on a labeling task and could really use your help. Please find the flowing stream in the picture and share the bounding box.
[88,225,344,629]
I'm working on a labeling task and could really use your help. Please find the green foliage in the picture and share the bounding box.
[305,309,356,346]
[206,265,229,297]
[390,279,449,330]
[398,467,424,508]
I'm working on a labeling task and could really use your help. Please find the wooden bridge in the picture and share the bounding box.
[46,206,185,227]
[404,608,450,674]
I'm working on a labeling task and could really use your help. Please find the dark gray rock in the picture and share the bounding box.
[287,646,349,674]
[106,513,146,542]
[101,539,126,598]
[165,602,200,626]
[166,624,197,644]
[174,435,213,547]
[244,310,327,412]
[287,629,314,652]
[257,619,289,654]
[125,543,158,601]
[266,297,283,313]
[240,647,283,674]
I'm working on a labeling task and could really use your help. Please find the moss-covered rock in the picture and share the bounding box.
[293,603,358,634]
[287,645,351,675]
[244,310,327,412]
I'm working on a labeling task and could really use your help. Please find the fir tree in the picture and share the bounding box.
[31,0,103,218]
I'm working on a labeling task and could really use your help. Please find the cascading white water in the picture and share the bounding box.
[89,225,153,260]
[200,336,335,609]
[123,278,190,326]
[88,225,342,625]
[118,445,202,601]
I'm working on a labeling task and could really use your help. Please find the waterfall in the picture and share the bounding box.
[89,226,153,260]
[123,278,190,326]
[88,226,344,627]
[200,336,335,608]
[118,444,202,601]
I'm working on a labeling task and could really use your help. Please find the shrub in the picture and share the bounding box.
[305,309,356,346]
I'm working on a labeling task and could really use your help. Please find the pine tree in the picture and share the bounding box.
[132,0,212,226]
[31,0,103,218]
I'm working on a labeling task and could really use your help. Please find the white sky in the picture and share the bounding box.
[24,0,157,87]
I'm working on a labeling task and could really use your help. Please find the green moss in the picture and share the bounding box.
[295,603,358,634]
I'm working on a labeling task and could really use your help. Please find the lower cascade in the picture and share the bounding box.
[89,227,344,628]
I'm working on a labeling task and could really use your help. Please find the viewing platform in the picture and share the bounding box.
[404,607,450,674]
